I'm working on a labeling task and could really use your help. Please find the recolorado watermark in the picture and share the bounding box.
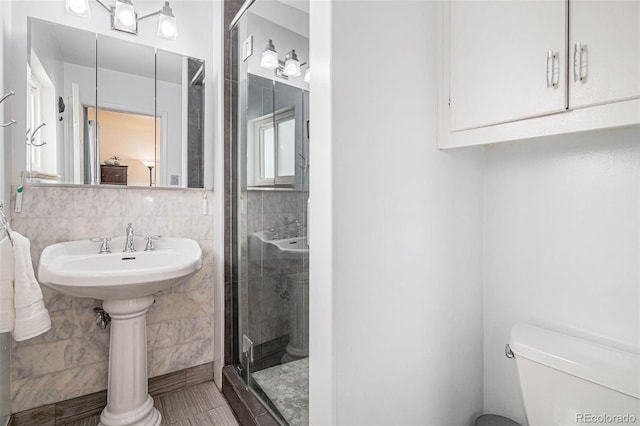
[576,413,637,424]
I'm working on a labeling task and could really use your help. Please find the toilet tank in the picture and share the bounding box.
[510,323,640,426]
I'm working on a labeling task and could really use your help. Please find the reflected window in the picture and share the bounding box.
[29,75,43,170]
[28,51,55,172]
[250,107,295,186]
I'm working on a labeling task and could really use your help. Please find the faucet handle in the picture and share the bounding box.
[144,235,162,251]
[90,237,112,254]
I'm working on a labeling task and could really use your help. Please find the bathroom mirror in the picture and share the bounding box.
[27,18,205,188]
[239,2,310,191]
[244,74,309,190]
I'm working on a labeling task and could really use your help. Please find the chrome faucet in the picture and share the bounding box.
[123,223,136,253]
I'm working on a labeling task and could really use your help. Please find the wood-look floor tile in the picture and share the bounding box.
[183,382,228,412]
[59,414,99,426]
[189,405,239,426]
[52,381,238,426]
[157,389,191,425]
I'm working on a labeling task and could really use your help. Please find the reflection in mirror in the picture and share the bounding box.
[245,74,308,190]
[90,108,158,186]
[186,57,205,188]
[156,51,205,188]
[27,18,96,184]
[97,34,155,186]
[26,18,206,188]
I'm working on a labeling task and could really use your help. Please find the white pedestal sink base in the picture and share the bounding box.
[99,296,161,426]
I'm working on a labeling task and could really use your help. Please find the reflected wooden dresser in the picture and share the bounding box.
[100,165,128,185]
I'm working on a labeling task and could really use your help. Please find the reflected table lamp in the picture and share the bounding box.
[141,160,155,187]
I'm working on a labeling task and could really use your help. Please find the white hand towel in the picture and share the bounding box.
[0,236,15,333]
[10,231,51,341]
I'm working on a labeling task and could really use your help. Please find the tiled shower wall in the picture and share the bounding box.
[8,185,214,413]
[239,190,308,347]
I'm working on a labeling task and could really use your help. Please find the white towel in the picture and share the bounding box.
[8,232,51,341]
[0,235,15,332]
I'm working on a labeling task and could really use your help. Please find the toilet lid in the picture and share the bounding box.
[475,414,521,426]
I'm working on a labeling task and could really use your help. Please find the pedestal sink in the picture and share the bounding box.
[248,231,308,362]
[38,236,202,426]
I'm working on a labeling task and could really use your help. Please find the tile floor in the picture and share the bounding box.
[64,382,239,426]
[253,358,309,426]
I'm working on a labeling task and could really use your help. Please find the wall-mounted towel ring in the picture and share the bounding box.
[0,90,16,128]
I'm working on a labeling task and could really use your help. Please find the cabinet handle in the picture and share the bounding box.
[573,43,584,82]
[546,50,558,89]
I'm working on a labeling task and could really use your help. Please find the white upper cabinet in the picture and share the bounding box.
[439,0,640,148]
[569,0,640,109]
[449,0,567,131]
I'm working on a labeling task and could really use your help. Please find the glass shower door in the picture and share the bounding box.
[232,1,310,424]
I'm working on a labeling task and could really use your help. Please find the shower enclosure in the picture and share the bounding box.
[230,1,310,424]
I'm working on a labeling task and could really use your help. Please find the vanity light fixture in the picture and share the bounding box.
[64,0,178,39]
[260,39,279,69]
[259,40,308,80]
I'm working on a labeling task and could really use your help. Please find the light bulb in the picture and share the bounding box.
[113,0,137,33]
[68,0,87,14]
[65,0,90,17]
[160,20,175,37]
[261,50,278,69]
[158,15,177,39]
[283,50,301,77]
[284,59,300,76]
[304,67,310,83]
[118,9,135,27]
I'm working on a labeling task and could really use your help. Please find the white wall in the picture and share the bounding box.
[8,0,214,189]
[483,126,640,425]
[310,1,485,425]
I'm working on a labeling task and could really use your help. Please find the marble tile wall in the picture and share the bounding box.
[238,190,308,346]
[7,185,215,413]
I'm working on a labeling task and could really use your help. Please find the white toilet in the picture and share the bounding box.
[509,323,640,426]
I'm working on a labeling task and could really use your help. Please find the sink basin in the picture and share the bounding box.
[38,236,202,299]
[37,235,202,426]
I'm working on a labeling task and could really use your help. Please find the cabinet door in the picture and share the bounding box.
[569,0,640,109]
[449,0,568,131]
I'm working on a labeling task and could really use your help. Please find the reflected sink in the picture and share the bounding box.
[38,236,202,300]
[271,236,308,259]
[248,230,308,272]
